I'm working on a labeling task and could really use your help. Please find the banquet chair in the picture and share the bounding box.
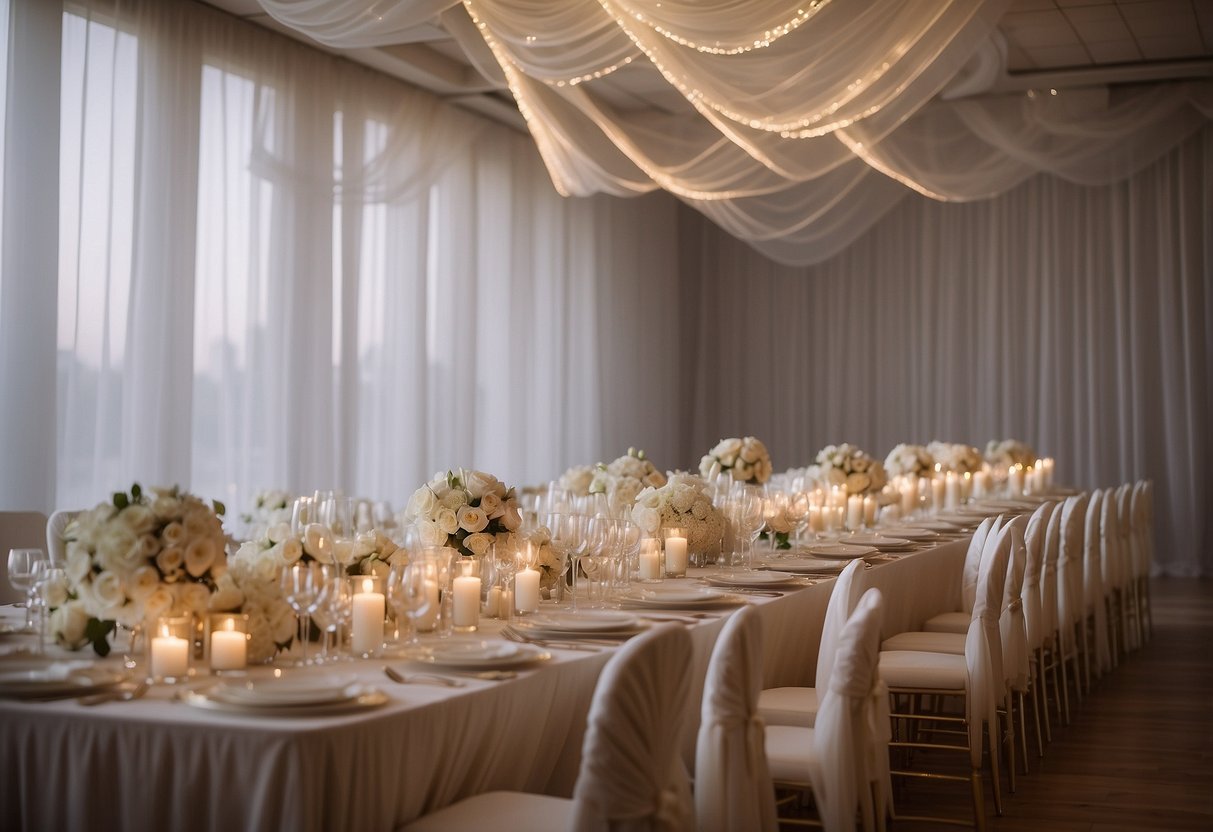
[918,516,1000,636]
[880,519,1027,792]
[764,588,886,832]
[1019,501,1054,755]
[401,624,694,832]
[0,511,48,605]
[758,558,868,729]
[1118,483,1144,650]
[1081,490,1111,685]
[1100,489,1126,666]
[1038,504,1070,725]
[46,509,79,565]
[1131,480,1154,641]
[878,526,1013,829]
[695,605,777,832]
[1055,494,1089,707]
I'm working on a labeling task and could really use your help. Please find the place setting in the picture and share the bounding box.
[180,672,389,717]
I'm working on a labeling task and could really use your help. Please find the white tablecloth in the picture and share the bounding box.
[0,538,966,832]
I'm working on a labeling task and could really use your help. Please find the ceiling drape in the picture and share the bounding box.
[260,0,1212,265]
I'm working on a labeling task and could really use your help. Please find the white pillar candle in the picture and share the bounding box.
[515,568,540,613]
[900,478,917,515]
[351,578,385,655]
[945,472,960,509]
[862,496,877,527]
[151,634,190,679]
[1008,465,1025,495]
[846,495,863,530]
[639,548,662,580]
[210,621,247,671]
[808,505,823,533]
[931,476,946,511]
[962,472,973,501]
[664,536,688,576]
[484,585,502,618]
[453,572,481,629]
[414,579,439,631]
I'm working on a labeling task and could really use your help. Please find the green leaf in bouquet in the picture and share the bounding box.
[212,499,226,516]
[113,492,129,510]
[131,482,142,501]
[85,617,116,658]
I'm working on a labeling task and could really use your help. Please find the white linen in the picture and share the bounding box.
[0,537,970,832]
[694,606,777,832]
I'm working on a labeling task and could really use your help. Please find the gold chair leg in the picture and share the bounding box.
[1016,690,1030,774]
[1030,667,1044,758]
[1048,637,1064,727]
[970,768,987,832]
[1058,638,1071,725]
[1037,646,1052,743]
[988,719,1004,816]
[1003,699,1017,794]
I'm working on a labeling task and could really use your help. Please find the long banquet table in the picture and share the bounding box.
[0,536,967,832]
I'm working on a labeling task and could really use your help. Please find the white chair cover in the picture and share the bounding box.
[964,527,1013,768]
[960,516,999,615]
[695,607,777,832]
[1130,481,1150,580]
[1100,489,1123,598]
[817,559,869,689]
[46,510,78,565]
[573,623,695,832]
[810,588,885,832]
[1040,504,1064,644]
[997,518,1029,693]
[1021,501,1053,654]
[1083,490,1111,673]
[1057,495,1088,653]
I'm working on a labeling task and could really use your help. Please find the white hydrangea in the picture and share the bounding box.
[883,443,935,478]
[699,436,773,485]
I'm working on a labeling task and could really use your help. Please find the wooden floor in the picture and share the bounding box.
[885,577,1213,831]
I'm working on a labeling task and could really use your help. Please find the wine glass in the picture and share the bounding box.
[33,563,66,654]
[280,563,320,666]
[290,497,314,537]
[7,549,47,632]
[310,564,345,663]
[613,519,642,593]
[548,513,587,611]
[583,514,617,608]
[491,539,519,621]
[730,484,765,570]
[389,555,437,648]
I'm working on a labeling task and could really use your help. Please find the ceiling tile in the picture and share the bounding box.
[1001,10,1083,48]
[1056,0,1109,6]
[1136,33,1207,59]
[1062,4,1125,23]
[1023,44,1096,66]
[1070,17,1134,40]
[1004,43,1038,70]
[1086,39,1144,62]
[1007,0,1058,10]
[1116,0,1193,23]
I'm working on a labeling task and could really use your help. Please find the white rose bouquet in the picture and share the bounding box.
[814,443,888,495]
[60,484,228,656]
[215,524,301,663]
[985,439,1037,469]
[928,441,983,475]
[883,444,935,479]
[524,525,566,595]
[402,469,522,559]
[239,489,293,535]
[589,448,667,517]
[557,465,595,496]
[631,474,725,556]
[699,437,773,485]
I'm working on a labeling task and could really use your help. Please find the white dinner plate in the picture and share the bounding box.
[207,674,360,707]
[617,585,744,609]
[513,617,648,640]
[806,543,879,560]
[763,557,850,575]
[523,611,639,633]
[182,687,389,717]
[401,641,551,670]
[877,527,939,541]
[904,520,967,532]
[842,534,913,551]
[703,570,800,588]
[0,661,126,698]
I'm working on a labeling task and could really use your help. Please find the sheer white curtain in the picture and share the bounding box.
[1,0,685,519]
[678,127,1213,576]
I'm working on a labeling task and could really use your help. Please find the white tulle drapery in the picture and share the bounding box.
[258,0,1211,265]
[677,127,1213,576]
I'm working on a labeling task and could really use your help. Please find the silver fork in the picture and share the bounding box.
[500,627,602,652]
[382,666,465,688]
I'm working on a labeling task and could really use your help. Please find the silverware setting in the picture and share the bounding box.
[382,666,465,688]
[500,627,603,652]
[79,680,149,706]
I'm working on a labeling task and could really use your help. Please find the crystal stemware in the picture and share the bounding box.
[7,548,46,632]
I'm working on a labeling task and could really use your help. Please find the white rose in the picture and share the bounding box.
[128,565,160,601]
[632,506,660,535]
[671,489,695,514]
[120,504,156,535]
[142,586,173,619]
[418,520,447,548]
[185,537,219,578]
[463,532,494,557]
[435,507,459,536]
[405,487,437,520]
[179,582,211,615]
[500,503,522,531]
[463,470,500,500]
[161,522,187,548]
[43,576,70,609]
[478,492,504,519]
[93,571,125,608]
[270,603,296,643]
[254,553,280,582]
[279,537,304,566]
[638,489,661,510]
[51,601,91,649]
[714,437,742,460]
[266,522,291,544]
[738,438,763,464]
[156,545,184,575]
[826,467,847,487]
[440,490,467,511]
[457,505,489,534]
[845,472,871,494]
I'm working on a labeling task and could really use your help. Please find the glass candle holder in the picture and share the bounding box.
[149,614,194,684]
[662,527,688,578]
[206,613,249,674]
[349,575,385,658]
[638,537,663,582]
[452,558,481,632]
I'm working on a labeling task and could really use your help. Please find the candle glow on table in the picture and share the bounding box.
[151,628,190,679]
[452,562,481,629]
[210,618,247,671]
[515,567,540,613]
[930,476,946,511]
[862,496,877,527]
[639,538,662,581]
[944,472,960,509]
[351,577,385,656]
[415,579,440,630]
[664,533,688,577]
[845,495,863,530]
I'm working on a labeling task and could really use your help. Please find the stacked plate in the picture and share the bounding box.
[761,557,850,575]
[806,542,879,560]
[843,534,914,552]
[617,585,744,609]
[401,640,550,670]
[184,673,387,716]
[878,527,940,542]
[512,611,646,640]
[0,657,125,699]
[703,570,803,589]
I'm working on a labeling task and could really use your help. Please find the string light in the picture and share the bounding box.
[835,129,952,201]
[608,0,832,56]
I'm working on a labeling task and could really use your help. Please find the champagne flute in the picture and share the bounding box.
[390,556,436,648]
[548,513,587,611]
[33,563,66,654]
[491,539,519,621]
[310,564,345,663]
[280,563,319,666]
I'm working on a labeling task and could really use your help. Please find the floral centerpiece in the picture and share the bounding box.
[699,437,773,485]
[928,441,983,475]
[883,443,935,479]
[632,473,724,556]
[56,484,228,656]
[814,443,888,494]
[341,530,407,577]
[557,465,595,496]
[985,439,1037,469]
[215,524,301,662]
[588,448,667,517]
[524,525,566,598]
[403,469,522,558]
[239,489,293,535]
